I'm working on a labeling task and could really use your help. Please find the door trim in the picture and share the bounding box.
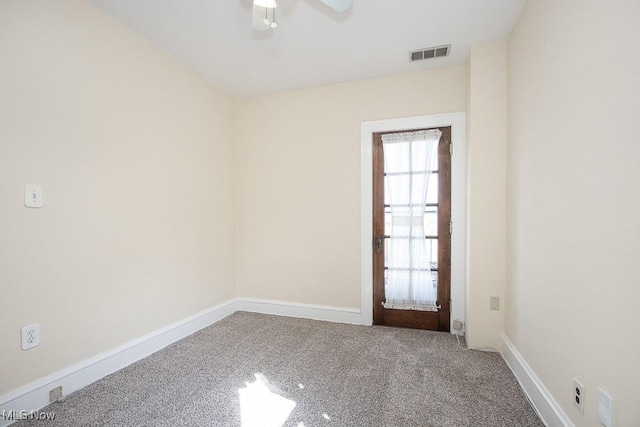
[360,112,466,330]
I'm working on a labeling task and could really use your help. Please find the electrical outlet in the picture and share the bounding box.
[21,323,40,350]
[573,378,584,414]
[452,319,464,331]
[490,296,500,310]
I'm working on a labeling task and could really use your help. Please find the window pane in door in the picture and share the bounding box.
[424,208,438,236]
[384,173,435,206]
[427,239,438,270]
[426,173,438,204]
[385,209,438,237]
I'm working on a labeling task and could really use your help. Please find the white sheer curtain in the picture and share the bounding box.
[382,129,441,311]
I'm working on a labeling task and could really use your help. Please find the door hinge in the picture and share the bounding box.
[374,235,383,254]
[449,142,453,156]
[449,220,453,235]
[449,299,452,313]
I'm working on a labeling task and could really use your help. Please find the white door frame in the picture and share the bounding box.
[360,112,467,330]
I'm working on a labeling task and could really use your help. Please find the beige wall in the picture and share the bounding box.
[465,42,507,349]
[506,0,640,425]
[0,0,236,394]
[236,68,466,308]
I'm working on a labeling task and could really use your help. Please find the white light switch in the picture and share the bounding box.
[24,184,43,208]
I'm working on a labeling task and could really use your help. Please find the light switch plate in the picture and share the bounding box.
[24,184,43,208]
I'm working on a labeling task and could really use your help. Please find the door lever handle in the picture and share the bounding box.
[374,235,383,254]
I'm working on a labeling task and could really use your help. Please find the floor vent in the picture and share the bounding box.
[410,45,451,62]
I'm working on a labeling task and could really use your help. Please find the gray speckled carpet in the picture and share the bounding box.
[20,312,543,427]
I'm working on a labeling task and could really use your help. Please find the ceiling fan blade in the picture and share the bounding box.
[254,0,277,7]
[318,0,352,12]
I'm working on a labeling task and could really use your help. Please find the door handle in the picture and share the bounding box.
[374,235,383,254]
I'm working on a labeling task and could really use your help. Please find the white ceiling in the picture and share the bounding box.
[90,0,526,97]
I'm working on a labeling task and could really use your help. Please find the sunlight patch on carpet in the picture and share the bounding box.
[239,373,296,427]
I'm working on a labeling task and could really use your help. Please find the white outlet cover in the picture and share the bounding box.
[597,388,613,427]
[21,323,40,350]
[573,378,584,414]
[24,184,43,208]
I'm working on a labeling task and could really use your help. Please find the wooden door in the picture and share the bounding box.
[372,127,451,331]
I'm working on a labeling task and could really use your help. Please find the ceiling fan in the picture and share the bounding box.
[252,0,353,30]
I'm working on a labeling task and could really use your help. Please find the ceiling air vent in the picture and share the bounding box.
[410,45,451,62]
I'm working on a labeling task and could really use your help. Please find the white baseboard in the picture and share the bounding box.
[500,333,574,427]
[0,298,238,427]
[0,297,362,426]
[237,297,362,325]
